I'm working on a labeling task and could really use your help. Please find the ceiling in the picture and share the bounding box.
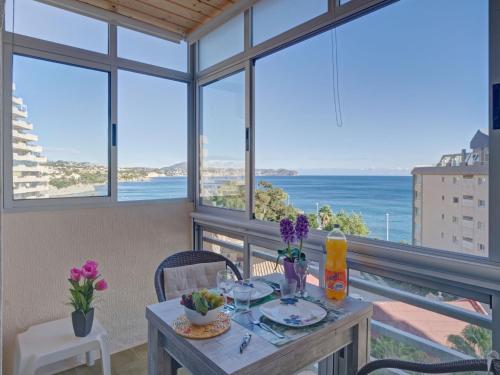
[75,0,237,39]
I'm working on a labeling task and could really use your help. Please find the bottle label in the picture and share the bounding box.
[325,269,347,292]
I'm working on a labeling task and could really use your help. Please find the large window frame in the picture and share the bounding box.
[191,0,500,354]
[1,4,194,210]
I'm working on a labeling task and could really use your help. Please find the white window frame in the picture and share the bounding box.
[2,3,194,210]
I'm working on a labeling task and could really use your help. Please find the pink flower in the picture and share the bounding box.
[95,279,108,291]
[84,260,98,269]
[81,263,98,280]
[69,267,81,282]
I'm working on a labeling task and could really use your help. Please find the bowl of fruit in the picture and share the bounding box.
[181,289,225,325]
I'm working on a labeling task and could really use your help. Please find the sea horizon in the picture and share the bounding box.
[92,175,413,244]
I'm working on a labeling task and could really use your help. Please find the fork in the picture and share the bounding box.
[246,311,285,339]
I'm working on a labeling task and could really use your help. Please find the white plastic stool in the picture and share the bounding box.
[13,317,111,375]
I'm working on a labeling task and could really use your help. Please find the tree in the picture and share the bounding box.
[212,180,370,237]
[371,335,430,362]
[448,325,492,358]
[207,181,245,210]
[254,181,297,222]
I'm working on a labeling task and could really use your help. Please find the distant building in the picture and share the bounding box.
[12,84,49,199]
[412,130,488,256]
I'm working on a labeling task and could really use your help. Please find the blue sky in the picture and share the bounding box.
[7,0,488,173]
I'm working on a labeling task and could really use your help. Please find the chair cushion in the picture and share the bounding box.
[163,261,227,300]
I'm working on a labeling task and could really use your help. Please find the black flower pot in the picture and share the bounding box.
[71,308,94,337]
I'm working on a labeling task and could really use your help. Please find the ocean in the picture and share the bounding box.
[105,175,413,243]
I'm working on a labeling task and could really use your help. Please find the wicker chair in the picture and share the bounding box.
[154,250,243,303]
[357,357,500,375]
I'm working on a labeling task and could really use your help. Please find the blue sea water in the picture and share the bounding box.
[106,175,413,243]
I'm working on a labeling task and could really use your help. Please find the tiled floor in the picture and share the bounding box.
[56,344,149,375]
[56,344,316,375]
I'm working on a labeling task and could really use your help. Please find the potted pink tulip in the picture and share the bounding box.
[68,260,108,337]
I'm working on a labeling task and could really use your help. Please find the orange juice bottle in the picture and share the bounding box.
[324,224,347,300]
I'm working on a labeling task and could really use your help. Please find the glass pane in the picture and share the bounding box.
[203,230,244,275]
[254,0,488,256]
[250,245,320,286]
[200,71,245,210]
[12,55,109,199]
[199,14,244,70]
[252,0,328,45]
[117,27,187,72]
[350,274,492,361]
[117,71,187,201]
[5,0,108,53]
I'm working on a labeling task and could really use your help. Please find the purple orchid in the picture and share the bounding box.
[295,214,309,241]
[279,218,296,246]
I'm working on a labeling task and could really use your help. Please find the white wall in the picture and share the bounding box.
[1,201,193,374]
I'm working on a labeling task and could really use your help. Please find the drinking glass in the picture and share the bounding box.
[233,285,252,312]
[279,278,297,299]
[217,269,236,312]
[294,259,309,298]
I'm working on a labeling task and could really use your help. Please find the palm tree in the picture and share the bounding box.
[448,325,492,358]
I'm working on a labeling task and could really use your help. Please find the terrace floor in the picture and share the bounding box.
[56,344,151,375]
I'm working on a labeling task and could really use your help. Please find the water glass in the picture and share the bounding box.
[294,259,309,298]
[279,278,297,299]
[233,286,251,312]
[216,269,236,312]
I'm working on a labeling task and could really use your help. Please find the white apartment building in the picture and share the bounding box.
[12,84,49,199]
[412,130,488,256]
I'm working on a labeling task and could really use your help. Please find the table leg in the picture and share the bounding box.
[347,317,371,375]
[148,321,178,375]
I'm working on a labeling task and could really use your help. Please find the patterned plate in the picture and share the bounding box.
[226,280,274,301]
[172,312,231,339]
[259,298,327,327]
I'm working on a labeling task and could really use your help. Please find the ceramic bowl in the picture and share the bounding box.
[184,306,221,325]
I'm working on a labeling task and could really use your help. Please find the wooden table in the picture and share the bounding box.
[146,282,372,375]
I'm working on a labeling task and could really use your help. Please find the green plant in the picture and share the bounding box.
[448,325,492,358]
[180,289,224,315]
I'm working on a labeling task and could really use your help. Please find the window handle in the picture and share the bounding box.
[493,84,500,130]
[112,123,117,146]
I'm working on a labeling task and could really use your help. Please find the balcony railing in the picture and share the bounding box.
[193,212,497,361]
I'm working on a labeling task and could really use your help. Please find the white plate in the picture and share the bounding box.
[226,280,274,301]
[259,299,327,327]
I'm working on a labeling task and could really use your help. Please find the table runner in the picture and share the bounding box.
[231,289,349,346]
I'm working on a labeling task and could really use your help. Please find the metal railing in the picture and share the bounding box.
[194,212,498,355]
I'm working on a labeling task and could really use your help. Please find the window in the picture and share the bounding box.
[253,0,487,255]
[463,195,474,200]
[478,199,486,207]
[117,27,187,72]
[5,0,108,53]
[117,71,187,201]
[441,195,445,201]
[478,177,486,185]
[452,216,458,224]
[252,0,328,45]
[463,237,474,243]
[479,243,486,252]
[441,177,445,183]
[452,235,458,243]
[478,221,483,230]
[203,230,244,274]
[200,71,245,209]
[11,55,109,200]
[199,14,244,70]
[440,232,444,239]
[463,216,473,221]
